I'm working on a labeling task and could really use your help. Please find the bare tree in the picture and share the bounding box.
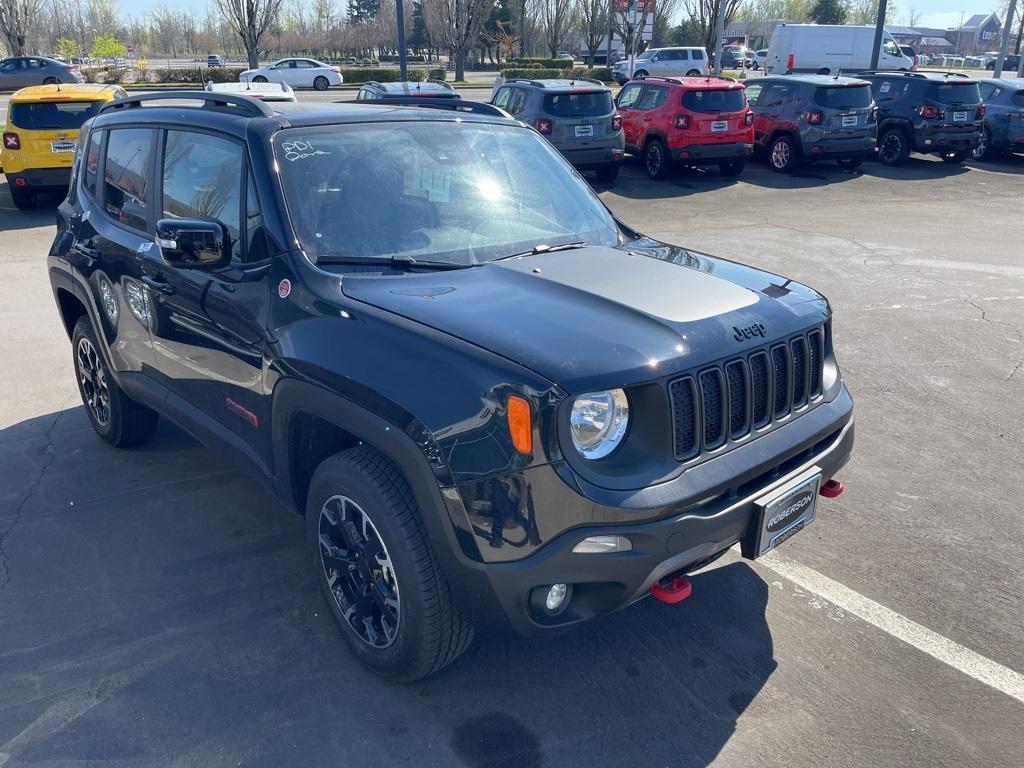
[575,0,607,65]
[215,0,286,68]
[610,0,655,60]
[1,0,45,55]
[424,0,495,80]
[539,0,575,56]
[904,6,920,27]
[683,0,742,60]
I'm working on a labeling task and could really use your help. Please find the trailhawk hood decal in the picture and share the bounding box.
[341,245,829,392]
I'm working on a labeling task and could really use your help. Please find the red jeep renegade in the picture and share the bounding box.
[616,76,754,179]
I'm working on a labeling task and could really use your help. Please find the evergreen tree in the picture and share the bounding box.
[809,0,847,24]
[348,0,381,24]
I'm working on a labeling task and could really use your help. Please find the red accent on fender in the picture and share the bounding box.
[225,397,259,428]
[650,576,692,604]
[820,479,844,498]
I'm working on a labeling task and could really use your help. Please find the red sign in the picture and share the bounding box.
[126,44,134,53]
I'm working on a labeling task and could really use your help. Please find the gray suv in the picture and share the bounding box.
[492,78,624,182]
[744,75,877,172]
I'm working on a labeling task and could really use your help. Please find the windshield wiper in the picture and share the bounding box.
[496,241,587,261]
[317,254,472,270]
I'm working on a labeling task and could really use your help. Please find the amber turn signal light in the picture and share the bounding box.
[506,395,532,454]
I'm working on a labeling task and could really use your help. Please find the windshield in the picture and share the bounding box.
[926,82,981,104]
[273,122,621,266]
[542,91,613,117]
[10,100,102,130]
[682,89,746,113]
[813,85,872,109]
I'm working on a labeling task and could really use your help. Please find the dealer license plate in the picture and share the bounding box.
[711,120,729,132]
[51,140,76,153]
[753,469,821,557]
[842,115,858,128]
[575,124,594,138]
[952,111,968,122]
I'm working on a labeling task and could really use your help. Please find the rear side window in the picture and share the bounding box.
[543,91,613,117]
[83,129,101,199]
[813,85,872,109]
[636,86,667,110]
[682,89,746,113]
[104,128,153,231]
[162,130,243,258]
[1014,91,1024,107]
[926,82,981,104]
[692,50,704,60]
[617,83,643,108]
[9,100,102,130]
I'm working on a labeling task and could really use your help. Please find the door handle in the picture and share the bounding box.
[73,242,101,261]
[142,275,175,295]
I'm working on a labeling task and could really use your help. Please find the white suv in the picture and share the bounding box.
[612,47,709,83]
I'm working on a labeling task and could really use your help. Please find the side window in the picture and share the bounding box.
[883,38,900,57]
[762,84,794,107]
[508,89,527,115]
[678,50,690,61]
[243,171,269,264]
[103,128,153,231]
[162,130,243,259]
[692,50,705,60]
[978,83,996,100]
[743,83,764,104]
[636,86,666,110]
[617,83,642,109]
[873,80,896,100]
[83,129,102,199]
[493,86,512,110]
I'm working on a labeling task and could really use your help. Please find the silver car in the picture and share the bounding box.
[0,56,84,89]
[612,47,709,84]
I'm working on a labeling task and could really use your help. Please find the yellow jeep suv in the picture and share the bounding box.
[2,83,125,210]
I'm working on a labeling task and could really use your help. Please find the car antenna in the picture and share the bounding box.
[834,67,841,80]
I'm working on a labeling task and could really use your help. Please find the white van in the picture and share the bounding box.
[766,24,914,75]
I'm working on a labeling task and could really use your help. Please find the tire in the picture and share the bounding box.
[837,156,863,170]
[768,135,797,173]
[971,127,992,161]
[306,446,474,682]
[634,69,648,79]
[252,75,268,83]
[686,69,700,76]
[878,127,910,166]
[313,75,329,91]
[719,159,745,176]
[71,317,159,447]
[644,137,671,180]
[595,163,620,182]
[941,149,968,164]
[43,76,58,85]
[10,187,36,210]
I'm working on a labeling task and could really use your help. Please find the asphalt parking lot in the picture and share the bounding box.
[2,128,1023,765]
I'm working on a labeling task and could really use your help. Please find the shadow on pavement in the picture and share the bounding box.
[0,179,62,231]
[0,405,777,768]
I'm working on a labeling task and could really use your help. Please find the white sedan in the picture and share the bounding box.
[239,58,343,91]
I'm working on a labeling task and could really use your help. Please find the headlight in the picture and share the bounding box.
[569,389,629,459]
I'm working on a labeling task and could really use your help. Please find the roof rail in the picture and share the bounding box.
[337,97,508,117]
[633,75,684,84]
[99,90,275,117]
[568,77,606,86]
[362,80,382,89]
[426,79,455,89]
[854,70,927,78]
[501,77,547,87]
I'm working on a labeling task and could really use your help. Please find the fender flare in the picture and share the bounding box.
[878,118,915,149]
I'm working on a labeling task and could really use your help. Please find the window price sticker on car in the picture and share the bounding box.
[952,111,968,122]
[711,120,729,132]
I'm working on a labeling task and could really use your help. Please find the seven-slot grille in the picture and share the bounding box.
[669,329,825,460]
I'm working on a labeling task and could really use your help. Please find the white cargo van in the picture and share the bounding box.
[766,24,914,75]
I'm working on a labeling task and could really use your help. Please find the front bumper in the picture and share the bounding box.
[445,386,854,636]
[558,144,625,169]
[671,141,751,164]
[6,167,72,191]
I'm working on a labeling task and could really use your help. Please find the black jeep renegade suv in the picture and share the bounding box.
[48,92,854,680]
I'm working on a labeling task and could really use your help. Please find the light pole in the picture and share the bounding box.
[993,0,1017,78]
[868,0,889,70]
[396,0,408,80]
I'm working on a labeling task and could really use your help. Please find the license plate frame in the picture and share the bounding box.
[952,111,968,123]
[841,114,857,128]
[50,140,76,153]
[752,468,821,558]
[574,124,594,138]
[711,120,729,133]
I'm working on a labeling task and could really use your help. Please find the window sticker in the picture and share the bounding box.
[879,82,892,94]
[281,140,330,162]
[403,164,451,203]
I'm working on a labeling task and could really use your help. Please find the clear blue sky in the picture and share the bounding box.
[115,0,999,29]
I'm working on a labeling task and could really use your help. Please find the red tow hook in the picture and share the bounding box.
[820,479,844,498]
[650,576,693,604]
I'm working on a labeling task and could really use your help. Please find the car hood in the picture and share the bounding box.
[341,242,830,393]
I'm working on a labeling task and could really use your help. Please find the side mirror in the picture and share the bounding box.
[156,218,231,269]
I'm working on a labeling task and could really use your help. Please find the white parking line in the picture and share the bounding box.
[760,551,1024,705]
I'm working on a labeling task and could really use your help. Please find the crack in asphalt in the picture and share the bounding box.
[0,410,62,594]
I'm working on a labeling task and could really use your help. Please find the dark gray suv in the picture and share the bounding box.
[492,78,625,182]
[745,75,877,172]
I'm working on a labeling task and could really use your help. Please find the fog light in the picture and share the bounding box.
[572,535,632,554]
[546,584,568,611]
[531,583,573,616]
